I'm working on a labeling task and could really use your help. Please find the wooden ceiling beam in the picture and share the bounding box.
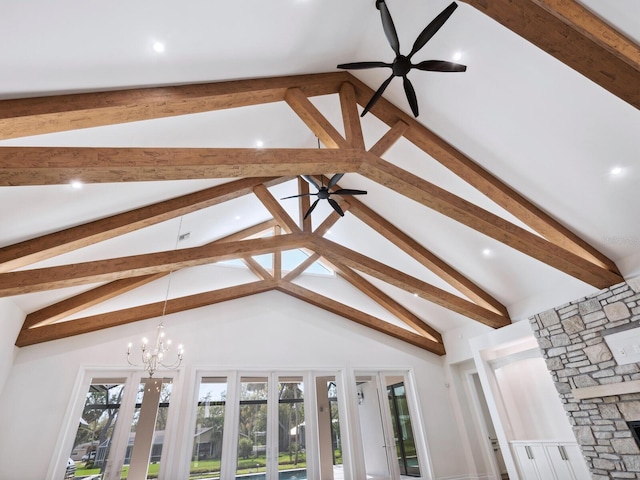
[347,75,621,277]
[339,82,366,150]
[0,178,283,273]
[16,280,277,347]
[359,153,623,289]
[0,147,363,186]
[242,256,274,281]
[23,220,279,328]
[285,88,349,149]
[23,273,168,329]
[282,253,322,282]
[461,0,640,109]
[328,258,443,343]
[0,72,351,140]
[252,184,301,234]
[277,281,445,355]
[342,195,509,316]
[368,120,410,157]
[312,236,510,329]
[0,233,310,296]
[298,177,312,232]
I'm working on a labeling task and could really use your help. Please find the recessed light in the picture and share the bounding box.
[70,180,83,189]
[610,166,624,176]
[413,293,419,297]
[326,230,332,235]
[235,216,241,220]
[255,140,264,148]
[482,248,492,257]
[453,51,463,61]
[152,42,165,53]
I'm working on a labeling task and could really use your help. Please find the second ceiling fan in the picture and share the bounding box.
[282,174,367,219]
[338,0,467,117]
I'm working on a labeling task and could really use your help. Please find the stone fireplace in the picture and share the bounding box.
[529,277,640,479]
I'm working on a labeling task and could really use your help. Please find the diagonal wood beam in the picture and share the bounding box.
[0,233,310,296]
[23,274,168,329]
[341,195,508,316]
[16,280,277,347]
[368,120,410,157]
[359,153,623,289]
[252,184,301,233]
[347,75,621,276]
[23,220,279,329]
[0,72,352,140]
[0,178,283,273]
[242,256,274,281]
[0,147,363,186]
[339,82,366,150]
[285,88,349,149]
[282,253,322,281]
[277,281,445,355]
[328,257,442,343]
[530,0,640,71]
[312,236,510,329]
[461,0,640,109]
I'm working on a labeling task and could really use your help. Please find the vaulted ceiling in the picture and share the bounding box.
[0,0,638,356]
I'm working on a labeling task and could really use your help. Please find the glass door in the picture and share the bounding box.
[386,381,420,477]
[355,374,393,479]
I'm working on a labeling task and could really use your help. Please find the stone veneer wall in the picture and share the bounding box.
[529,278,640,479]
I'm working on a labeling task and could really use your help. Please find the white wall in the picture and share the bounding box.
[0,298,24,397]
[0,291,468,480]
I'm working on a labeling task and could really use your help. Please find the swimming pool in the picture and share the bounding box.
[236,469,306,480]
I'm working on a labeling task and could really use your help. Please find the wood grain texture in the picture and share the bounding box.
[344,195,509,316]
[277,281,446,355]
[0,72,351,140]
[0,234,310,296]
[23,220,279,328]
[359,153,623,288]
[253,184,301,234]
[0,147,363,185]
[347,75,621,276]
[285,88,349,149]
[0,178,283,273]
[330,259,443,342]
[530,0,640,71]
[461,0,640,108]
[16,280,276,347]
[312,236,510,328]
[339,82,366,150]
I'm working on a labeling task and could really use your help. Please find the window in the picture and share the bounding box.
[66,379,127,478]
[191,377,227,479]
[236,377,269,477]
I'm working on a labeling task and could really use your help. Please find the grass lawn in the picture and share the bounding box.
[75,453,315,479]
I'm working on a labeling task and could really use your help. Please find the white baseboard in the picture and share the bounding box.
[436,474,493,480]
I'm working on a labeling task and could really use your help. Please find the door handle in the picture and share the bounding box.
[525,445,534,460]
[558,445,568,461]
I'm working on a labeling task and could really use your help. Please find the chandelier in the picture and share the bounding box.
[127,323,184,378]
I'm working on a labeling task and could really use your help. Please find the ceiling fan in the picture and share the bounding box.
[281,174,367,219]
[337,0,466,117]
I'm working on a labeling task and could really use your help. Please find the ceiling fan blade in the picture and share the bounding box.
[403,76,419,117]
[414,60,467,72]
[333,189,368,195]
[408,2,458,59]
[376,0,401,56]
[361,74,394,117]
[327,173,344,188]
[301,175,320,190]
[337,61,391,70]
[303,199,320,220]
[280,193,314,200]
[328,198,345,217]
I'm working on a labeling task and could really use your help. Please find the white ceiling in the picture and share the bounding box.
[0,0,639,338]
